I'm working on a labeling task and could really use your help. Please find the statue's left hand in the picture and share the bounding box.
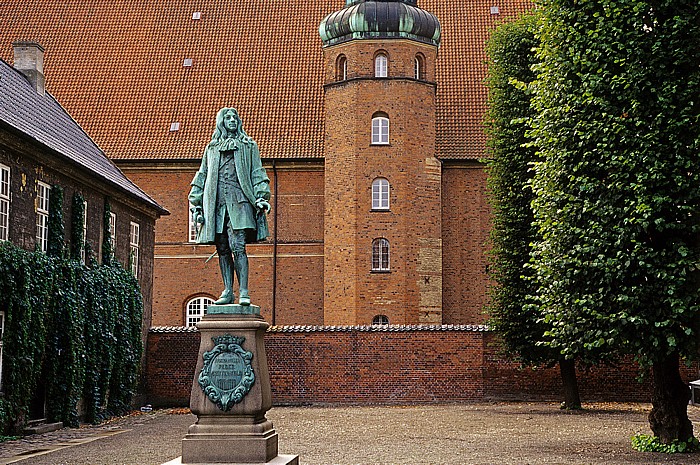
[255,199,271,213]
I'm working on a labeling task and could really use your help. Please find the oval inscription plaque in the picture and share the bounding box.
[198,334,255,411]
[209,352,246,391]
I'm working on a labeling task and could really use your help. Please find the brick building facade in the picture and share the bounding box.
[0,0,532,329]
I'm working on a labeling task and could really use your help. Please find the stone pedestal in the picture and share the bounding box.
[174,304,297,465]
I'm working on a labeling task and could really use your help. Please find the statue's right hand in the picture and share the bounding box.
[191,207,204,225]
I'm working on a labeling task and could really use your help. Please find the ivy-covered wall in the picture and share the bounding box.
[0,196,144,434]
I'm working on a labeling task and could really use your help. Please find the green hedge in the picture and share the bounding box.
[0,240,143,433]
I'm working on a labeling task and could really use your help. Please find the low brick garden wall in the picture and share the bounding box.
[146,325,699,407]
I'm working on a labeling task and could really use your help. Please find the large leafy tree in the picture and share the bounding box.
[486,13,581,409]
[530,0,700,442]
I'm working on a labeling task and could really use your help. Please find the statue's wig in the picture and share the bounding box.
[209,107,253,146]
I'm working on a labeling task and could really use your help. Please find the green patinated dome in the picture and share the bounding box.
[319,0,441,47]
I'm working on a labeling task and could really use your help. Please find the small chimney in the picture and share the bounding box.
[12,41,46,95]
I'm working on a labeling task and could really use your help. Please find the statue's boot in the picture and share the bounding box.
[235,251,250,306]
[214,254,235,305]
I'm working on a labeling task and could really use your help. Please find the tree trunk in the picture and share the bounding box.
[649,352,693,443]
[559,358,581,409]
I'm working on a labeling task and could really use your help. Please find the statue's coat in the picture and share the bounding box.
[189,139,270,244]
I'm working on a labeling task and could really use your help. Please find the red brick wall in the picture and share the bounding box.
[146,328,699,407]
[442,161,492,324]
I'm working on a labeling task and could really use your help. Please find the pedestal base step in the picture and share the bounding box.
[162,454,298,465]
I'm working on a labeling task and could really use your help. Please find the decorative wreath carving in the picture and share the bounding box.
[198,334,255,411]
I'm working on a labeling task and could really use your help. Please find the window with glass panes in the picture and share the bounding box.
[80,200,88,263]
[375,54,387,77]
[186,296,214,327]
[130,222,140,277]
[189,202,198,242]
[372,238,390,271]
[36,182,50,252]
[0,164,9,241]
[372,178,390,210]
[109,212,117,255]
[371,117,389,145]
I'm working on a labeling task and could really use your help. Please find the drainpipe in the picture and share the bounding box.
[272,159,278,325]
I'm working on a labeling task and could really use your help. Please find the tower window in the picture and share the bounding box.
[186,296,214,327]
[372,238,390,271]
[371,114,389,145]
[372,178,390,210]
[336,54,348,81]
[374,53,388,78]
[415,54,425,80]
[372,315,389,326]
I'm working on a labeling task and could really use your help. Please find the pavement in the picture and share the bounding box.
[1,403,699,465]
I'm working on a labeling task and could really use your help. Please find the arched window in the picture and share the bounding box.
[414,54,425,80]
[372,315,389,326]
[372,178,390,210]
[336,54,348,81]
[372,238,390,271]
[374,53,388,78]
[186,296,214,327]
[371,113,389,145]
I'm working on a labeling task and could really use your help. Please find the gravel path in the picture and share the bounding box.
[1,403,699,464]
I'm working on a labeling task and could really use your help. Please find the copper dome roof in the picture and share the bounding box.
[319,0,441,47]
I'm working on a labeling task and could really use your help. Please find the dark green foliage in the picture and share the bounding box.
[70,192,85,261]
[632,434,699,454]
[485,13,550,365]
[0,245,52,432]
[101,199,113,265]
[530,0,700,366]
[0,241,143,433]
[529,0,700,442]
[47,186,64,257]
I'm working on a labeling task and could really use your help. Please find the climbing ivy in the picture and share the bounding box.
[70,192,85,261]
[101,198,113,265]
[47,185,64,257]
[0,207,143,432]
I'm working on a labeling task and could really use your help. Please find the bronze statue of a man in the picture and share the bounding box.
[189,108,271,306]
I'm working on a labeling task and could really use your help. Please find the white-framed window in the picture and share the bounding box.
[371,116,390,145]
[372,178,390,210]
[0,310,4,391]
[36,181,50,253]
[189,202,198,242]
[0,164,9,242]
[374,53,388,78]
[109,212,117,255]
[336,54,347,81]
[372,238,390,271]
[81,200,88,263]
[186,296,214,327]
[372,314,389,326]
[130,221,140,277]
[414,54,425,80]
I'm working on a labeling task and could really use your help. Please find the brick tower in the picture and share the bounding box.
[319,0,442,325]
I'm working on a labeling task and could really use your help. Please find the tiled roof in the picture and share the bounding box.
[0,0,532,161]
[0,58,167,213]
[149,324,490,333]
